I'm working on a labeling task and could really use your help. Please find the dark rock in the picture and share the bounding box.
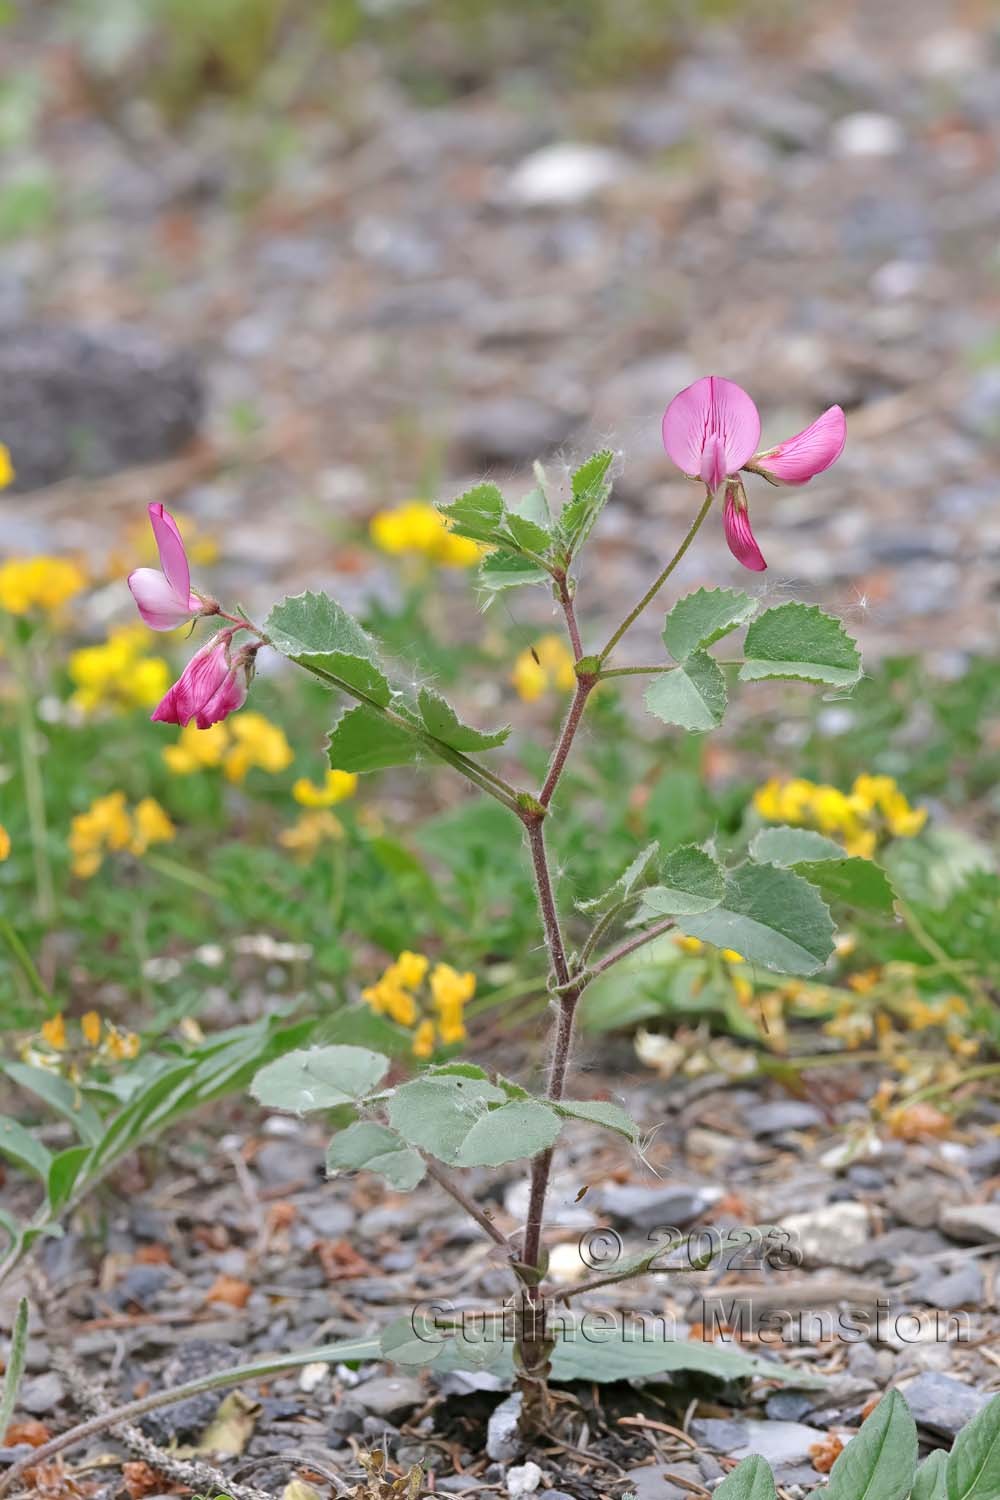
[253,1138,324,1187]
[966,1139,1000,1175]
[846,1165,885,1192]
[765,1390,817,1422]
[453,396,578,465]
[361,1415,397,1438]
[909,1260,984,1310]
[328,1403,364,1437]
[689,1418,749,1452]
[114,1264,171,1309]
[593,1182,720,1231]
[900,1371,989,1438]
[302,1201,354,1238]
[0,325,203,491]
[140,1341,242,1441]
[353,1374,425,1422]
[751,1101,825,1136]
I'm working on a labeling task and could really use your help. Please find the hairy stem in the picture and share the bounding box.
[599,487,714,663]
[538,676,596,809]
[554,573,583,661]
[587,916,677,979]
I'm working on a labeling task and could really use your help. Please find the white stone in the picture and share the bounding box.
[831,113,905,159]
[507,1461,544,1497]
[506,143,629,207]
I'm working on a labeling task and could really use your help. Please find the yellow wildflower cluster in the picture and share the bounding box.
[26,1010,140,1076]
[512,634,577,702]
[68,625,170,714]
[0,556,86,617]
[293,769,358,806]
[163,713,293,783]
[361,951,475,1058]
[69,791,175,878]
[0,825,9,861]
[0,443,13,489]
[753,773,927,858]
[369,501,484,568]
[826,972,976,1061]
[674,935,753,1005]
[279,809,345,859]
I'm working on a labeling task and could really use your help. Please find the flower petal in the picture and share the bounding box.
[128,567,197,630]
[662,376,761,486]
[151,634,232,726]
[148,503,191,603]
[755,405,846,485]
[723,486,767,572]
[196,669,247,729]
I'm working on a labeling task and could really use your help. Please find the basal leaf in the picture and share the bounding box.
[553,1100,637,1141]
[561,449,614,554]
[265,591,391,704]
[663,586,758,662]
[678,862,835,976]
[644,652,727,731]
[576,841,660,916]
[824,1389,917,1500]
[635,843,726,917]
[549,1327,819,1385]
[912,1451,947,1500]
[251,1046,389,1114]
[326,1121,426,1191]
[740,602,862,688]
[713,1455,778,1500]
[945,1392,1000,1500]
[47,1145,90,1213]
[326,705,422,773]
[0,1116,52,1181]
[453,1099,562,1167]
[438,482,506,543]
[417,688,510,751]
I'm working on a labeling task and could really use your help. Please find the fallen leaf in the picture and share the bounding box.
[134,1244,172,1265]
[205,1273,252,1308]
[888,1103,953,1141]
[122,1460,172,1498]
[810,1434,844,1472]
[194,1391,259,1457]
[314,1238,374,1280]
[4,1419,51,1447]
[282,1482,323,1500]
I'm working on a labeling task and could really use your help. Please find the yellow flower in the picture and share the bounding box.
[753,772,926,857]
[41,1014,67,1050]
[430,962,476,1009]
[293,769,359,807]
[0,556,86,616]
[0,444,14,489]
[720,949,744,965]
[130,798,175,854]
[163,721,230,774]
[512,634,576,702]
[675,935,705,956]
[412,1019,436,1059]
[81,1011,102,1047]
[370,501,484,569]
[69,626,170,714]
[389,950,429,990]
[278,809,344,860]
[0,825,9,861]
[104,1024,140,1061]
[361,952,474,1055]
[223,713,293,783]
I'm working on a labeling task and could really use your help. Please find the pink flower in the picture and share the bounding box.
[661,376,761,494]
[752,405,846,485]
[662,378,847,571]
[723,481,766,572]
[128,503,202,630]
[151,631,248,729]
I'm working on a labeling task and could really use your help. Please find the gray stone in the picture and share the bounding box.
[435,1479,485,1494]
[17,1371,64,1415]
[453,396,578,466]
[303,1201,354,1238]
[253,1138,324,1187]
[765,1390,817,1422]
[909,1260,984,1310]
[140,1341,242,1441]
[939,1203,1000,1243]
[593,1182,720,1232]
[752,1101,825,1136]
[353,1375,425,1421]
[966,1139,1000,1175]
[0,325,203,491]
[689,1418,749,1452]
[732,1421,826,1464]
[505,143,630,207]
[620,1466,688,1500]
[887,1181,949,1230]
[900,1371,989,1438]
[328,1403,364,1437]
[780,1201,870,1267]
[486,1391,524,1463]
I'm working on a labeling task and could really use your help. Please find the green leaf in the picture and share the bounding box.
[644,652,727,731]
[912,1451,948,1500]
[663,586,758,662]
[751,827,898,915]
[47,1145,90,1213]
[678,862,835,976]
[713,1455,778,1500]
[504,512,552,555]
[438,482,506,543]
[251,1046,389,1114]
[477,551,550,593]
[0,1297,29,1443]
[0,1116,52,1181]
[1,1061,103,1145]
[417,688,510,751]
[577,841,659,916]
[265,591,391,704]
[453,1099,562,1167]
[635,844,726,917]
[945,1392,1000,1500]
[740,602,862,688]
[387,1074,507,1162]
[553,1100,637,1141]
[326,1121,426,1191]
[549,1329,819,1385]
[824,1389,917,1500]
[379,1312,447,1366]
[326,705,422,773]
[750,826,846,865]
[561,449,614,553]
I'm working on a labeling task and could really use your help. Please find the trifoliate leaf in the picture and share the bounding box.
[751,827,898,914]
[678,862,835,976]
[438,483,506,543]
[740,602,862,688]
[251,1046,389,1114]
[560,449,614,554]
[477,551,551,594]
[644,652,727,731]
[576,841,660,916]
[265,591,391,705]
[634,844,726,917]
[326,704,422,773]
[663,586,758,662]
[326,1121,426,1191]
[417,688,510,751]
[452,1099,562,1167]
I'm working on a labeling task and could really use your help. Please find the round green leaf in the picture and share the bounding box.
[453,1100,562,1167]
[740,602,861,688]
[663,586,757,662]
[251,1046,389,1114]
[644,652,727,731]
[387,1074,506,1161]
[677,862,835,976]
[636,844,725,916]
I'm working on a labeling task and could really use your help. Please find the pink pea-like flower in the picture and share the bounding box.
[662,376,846,571]
[151,631,248,729]
[128,503,202,630]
